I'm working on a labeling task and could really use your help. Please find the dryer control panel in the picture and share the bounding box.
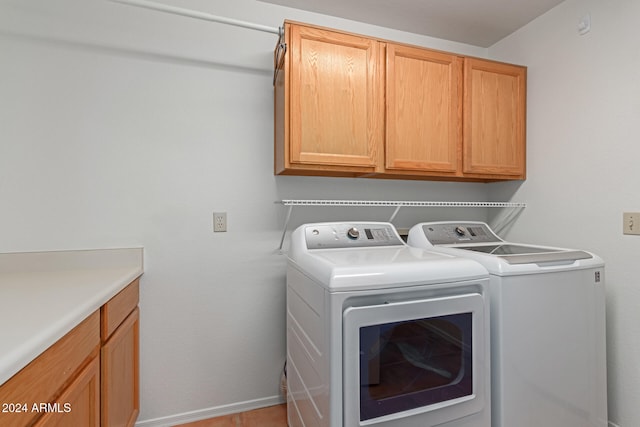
[421,222,502,245]
[304,223,404,249]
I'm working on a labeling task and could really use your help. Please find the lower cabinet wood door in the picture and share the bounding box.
[34,357,100,427]
[101,307,140,427]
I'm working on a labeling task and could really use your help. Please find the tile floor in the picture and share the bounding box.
[173,404,287,427]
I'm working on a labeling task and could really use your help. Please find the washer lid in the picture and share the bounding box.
[458,244,593,265]
[407,221,602,274]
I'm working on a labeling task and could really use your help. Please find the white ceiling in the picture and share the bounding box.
[258,0,565,47]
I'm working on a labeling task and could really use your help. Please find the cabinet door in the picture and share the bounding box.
[33,357,100,427]
[286,23,383,172]
[386,44,462,175]
[463,58,526,178]
[102,307,139,427]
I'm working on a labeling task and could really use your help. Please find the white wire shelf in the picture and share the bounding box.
[276,199,526,251]
[279,200,526,208]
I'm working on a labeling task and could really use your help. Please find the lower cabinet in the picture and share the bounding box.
[0,278,140,427]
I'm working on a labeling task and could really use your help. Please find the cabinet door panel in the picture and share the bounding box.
[34,357,100,427]
[102,307,139,427]
[290,24,382,168]
[463,59,526,177]
[386,44,462,173]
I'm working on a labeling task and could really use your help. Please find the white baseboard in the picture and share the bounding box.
[135,395,286,427]
[136,396,617,427]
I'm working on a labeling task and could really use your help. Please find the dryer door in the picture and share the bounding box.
[343,293,487,427]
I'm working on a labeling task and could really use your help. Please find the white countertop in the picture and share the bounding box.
[0,248,143,386]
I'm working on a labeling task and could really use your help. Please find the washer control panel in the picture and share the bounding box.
[421,222,502,245]
[305,223,404,249]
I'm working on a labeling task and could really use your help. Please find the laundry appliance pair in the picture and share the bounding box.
[285,220,607,427]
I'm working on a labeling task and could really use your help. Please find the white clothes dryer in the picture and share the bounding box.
[407,221,607,427]
[286,222,491,427]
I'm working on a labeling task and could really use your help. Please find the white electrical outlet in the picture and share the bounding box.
[213,212,227,232]
[623,212,640,235]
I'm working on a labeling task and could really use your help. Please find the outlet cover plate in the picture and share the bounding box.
[213,212,227,232]
[623,212,640,235]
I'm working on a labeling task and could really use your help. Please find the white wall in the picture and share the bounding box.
[0,1,495,424]
[488,1,640,426]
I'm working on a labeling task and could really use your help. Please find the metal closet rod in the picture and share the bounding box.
[109,0,282,35]
[276,199,527,251]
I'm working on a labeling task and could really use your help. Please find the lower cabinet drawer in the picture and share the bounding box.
[101,279,139,341]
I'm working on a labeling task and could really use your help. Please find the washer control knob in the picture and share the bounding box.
[455,226,467,236]
[347,227,360,240]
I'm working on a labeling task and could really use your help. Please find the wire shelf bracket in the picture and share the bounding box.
[276,199,527,251]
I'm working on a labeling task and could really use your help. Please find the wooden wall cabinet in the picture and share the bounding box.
[275,22,384,176]
[0,279,140,427]
[275,21,527,181]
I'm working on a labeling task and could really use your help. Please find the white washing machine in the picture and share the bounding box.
[286,222,491,427]
[407,221,607,427]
